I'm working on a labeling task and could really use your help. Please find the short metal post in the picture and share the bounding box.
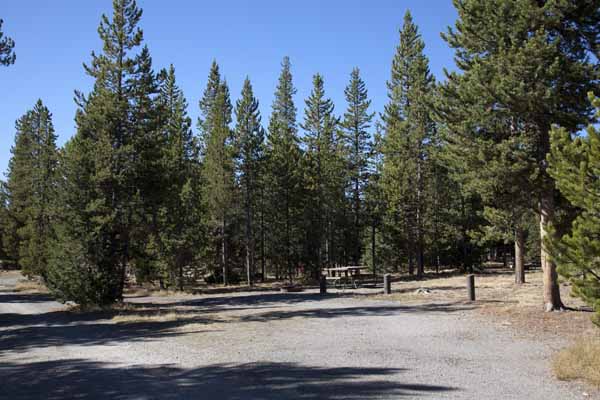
[384,273,391,295]
[320,274,327,295]
[467,274,475,301]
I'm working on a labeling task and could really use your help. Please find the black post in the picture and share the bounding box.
[467,274,475,301]
[320,274,327,295]
[383,273,391,295]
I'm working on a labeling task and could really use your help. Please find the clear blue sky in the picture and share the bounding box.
[0,1,458,176]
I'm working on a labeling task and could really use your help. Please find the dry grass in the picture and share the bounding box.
[14,279,49,294]
[553,337,600,387]
[124,286,197,298]
[111,310,183,324]
[375,268,597,340]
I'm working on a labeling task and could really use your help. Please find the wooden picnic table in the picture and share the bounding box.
[325,266,367,277]
[324,266,369,289]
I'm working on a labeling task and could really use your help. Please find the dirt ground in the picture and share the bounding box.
[1,269,598,399]
[371,267,599,341]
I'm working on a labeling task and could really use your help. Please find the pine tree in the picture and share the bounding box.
[0,19,15,66]
[362,128,386,275]
[264,57,304,282]
[0,181,10,265]
[129,45,165,283]
[155,64,203,290]
[234,77,264,286]
[341,67,374,265]
[5,100,58,278]
[199,62,235,285]
[548,93,600,325]
[301,73,342,274]
[381,11,435,278]
[47,0,146,306]
[439,0,600,310]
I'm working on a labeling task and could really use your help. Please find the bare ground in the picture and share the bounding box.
[0,269,597,399]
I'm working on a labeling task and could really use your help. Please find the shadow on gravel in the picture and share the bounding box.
[239,302,475,323]
[0,359,458,400]
[0,315,213,355]
[0,292,55,303]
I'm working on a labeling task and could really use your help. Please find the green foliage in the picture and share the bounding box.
[234,78,265,285]
[47,0,146,306]
[301,73,345,274]
[264,57,304,281]
[154,65,204,290]
[12,0,600,308]
[198,61,235,284]
[341,68,374,265]
[438,0,600,302]
[380,11,439,276]
[548,93,600,324]
[0,18,16,66]
[4,101,58,278]
[0,182,9,264]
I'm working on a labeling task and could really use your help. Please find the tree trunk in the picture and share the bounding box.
[416,241,424,279]
[221,221,228,286]
[178,261,184,291]
[245,187,252,287]
[514,228,525,285]
[260,189,266,282]
[539,191,564,311]
[416,155,424,279]
[354,175,360,265]
[371,222,376,276]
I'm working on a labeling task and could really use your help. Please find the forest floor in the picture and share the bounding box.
[0,269,597,399]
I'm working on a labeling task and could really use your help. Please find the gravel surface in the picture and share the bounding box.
[0,271,591,399]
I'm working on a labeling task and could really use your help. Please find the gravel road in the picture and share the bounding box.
[0,271,591,399]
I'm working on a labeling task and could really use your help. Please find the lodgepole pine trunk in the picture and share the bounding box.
[245,186,252,287]
[416,243,424,279]
[371,222,376,276]
[539,191,564,311]
[221,220,228,286]
[514,228,525,285]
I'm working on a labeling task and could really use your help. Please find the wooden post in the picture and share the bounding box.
[384,274,391,295]
[467,274,475,301]
[320,274,327,295]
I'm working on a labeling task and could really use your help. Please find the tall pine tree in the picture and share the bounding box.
[5,100,58,278]
[47,0,148,306]
[199,62,235,285]
[341,68,374,265]
[439,0,600,310]
[548,93,600,325]
[264,57,304,282]
[381,11,435,278]
[301,73,342,274]
[155,64,203,290]
[234,78,264,286]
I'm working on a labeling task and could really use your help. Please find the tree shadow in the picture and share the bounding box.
[0,359,458,400]
[239,302,475,323]
[0,313,214,355]
[0,292,56,303]
[171,292,330,309]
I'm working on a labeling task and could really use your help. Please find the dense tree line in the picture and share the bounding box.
[1,0,600,321]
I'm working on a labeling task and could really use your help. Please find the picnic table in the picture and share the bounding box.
[324,266,369,289]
